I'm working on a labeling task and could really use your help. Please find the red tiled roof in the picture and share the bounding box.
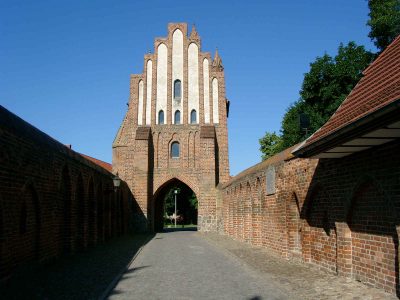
[299,35,400,150]
[79,153,113,172]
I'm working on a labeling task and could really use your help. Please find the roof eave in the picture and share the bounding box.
[292,99,400,158]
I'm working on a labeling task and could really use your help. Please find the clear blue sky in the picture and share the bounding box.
[0,0,376,176]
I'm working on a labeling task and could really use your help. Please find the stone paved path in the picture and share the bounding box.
[0,234,151,300]
[109,230,397,300]
[109,229,288,299]
[202,232,398,300]
[2,231,396,299]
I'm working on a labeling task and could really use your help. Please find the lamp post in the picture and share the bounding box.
[174,189,178,228]
[113,173,121,192]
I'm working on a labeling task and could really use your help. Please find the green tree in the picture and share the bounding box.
[259,42,374,160]
[259,132,283,161]
[367,0,400,51]
[164,187,180,215]
[280,101,308,149]
[188,192,198,210]
[163,186,198,225]
[300,42,373,126]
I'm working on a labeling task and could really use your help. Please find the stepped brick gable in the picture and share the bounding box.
[113,23,230,232]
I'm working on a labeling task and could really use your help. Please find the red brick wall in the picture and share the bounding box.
[348,181,397,291]
[219,140,400,295]
[0,105,132,281]
[304,187,337,273]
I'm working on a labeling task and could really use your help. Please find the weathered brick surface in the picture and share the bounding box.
[219,140,400,295]
[0,105,131,281]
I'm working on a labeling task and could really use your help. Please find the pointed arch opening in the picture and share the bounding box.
[96,183,104,243]
[104,186,111,241]
[87,177,96,247]
[244,182,252,243]
[110,191,116,237]
[117,191,124,235]
[251,177,263,246]
[76,173,85,251]
[18,184,40,261]
[287,192,302,256]
[60,167,72,255]
[305,186,337,273]
[347,179,397,290]
[152,178,198,232]
[0,195,3,269]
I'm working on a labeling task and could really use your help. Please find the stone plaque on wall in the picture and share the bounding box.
[266,165,276,195]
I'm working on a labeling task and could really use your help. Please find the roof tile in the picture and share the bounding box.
[79,153,112,172]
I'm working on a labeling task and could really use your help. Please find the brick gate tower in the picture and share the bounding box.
[112,23,230,232]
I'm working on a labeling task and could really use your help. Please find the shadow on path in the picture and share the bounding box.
[0,233,154,300]
[162,227,197,233]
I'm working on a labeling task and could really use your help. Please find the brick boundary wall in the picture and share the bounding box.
[0,105,135,282]
[218,140,400,296]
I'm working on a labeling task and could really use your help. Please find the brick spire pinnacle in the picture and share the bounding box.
[189,24,200,43]
[212,48,223,71]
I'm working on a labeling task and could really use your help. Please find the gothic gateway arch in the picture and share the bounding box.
[112,23,230,232]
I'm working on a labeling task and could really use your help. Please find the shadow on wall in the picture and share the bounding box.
[0,105,147,283]
[298,143,400,296]
[219,138,399,296]
[129,185,148,233]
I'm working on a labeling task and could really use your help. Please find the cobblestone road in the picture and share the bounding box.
[109,229,288,299]
[2,231,397,299]
[202,232,397,300]
[110,230,397,300]
[0,234,152,300]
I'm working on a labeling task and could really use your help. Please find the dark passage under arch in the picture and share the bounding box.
[153,179,198,232]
